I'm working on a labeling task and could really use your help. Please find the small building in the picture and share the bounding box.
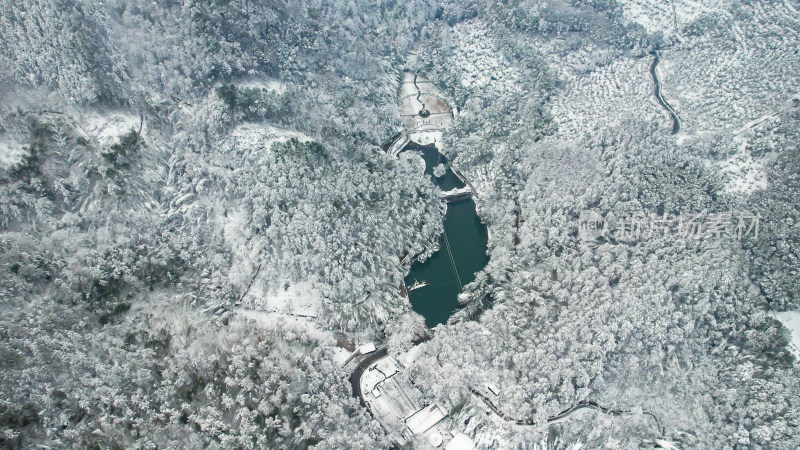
[446,433,476,450]
[360,342,376,354]
[486,383,501,396]
[428,432,444,447]
[405,403,448,434]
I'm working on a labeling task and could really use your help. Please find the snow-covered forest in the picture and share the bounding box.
[1,0,799,448]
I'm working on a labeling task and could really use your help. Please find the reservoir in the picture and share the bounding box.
[403,144,489,327]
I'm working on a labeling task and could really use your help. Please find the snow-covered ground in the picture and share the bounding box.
[409,130,444,149]
[83,111,141,147]
[546,55,659,141]
[534,0,798,204]
[236,309,331,343]
[259,281,321,317]
[718,141,768,195]
[775,311,800,360]
[332,347,352,367]
[618,0,726,37]
[236,78,287,95]
[0,135,24,170]
[1,110,143,169]
[668,2,800,137]
[448,20,523,95]
[398,71,453,134]
[226,123,312,153]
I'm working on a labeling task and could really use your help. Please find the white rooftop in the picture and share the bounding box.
[405,403,447,434]
[446,433,476,450]
[360,342,376,354]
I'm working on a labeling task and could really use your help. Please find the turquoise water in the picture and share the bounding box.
[403,145,489,327]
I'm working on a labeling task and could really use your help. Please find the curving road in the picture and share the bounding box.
[470,388,665,437]
[348,347,388,407]
[650,50,681,134]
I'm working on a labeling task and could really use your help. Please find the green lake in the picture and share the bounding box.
[403,145,489,328]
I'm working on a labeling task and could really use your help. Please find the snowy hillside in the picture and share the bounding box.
[619,0,726,37]
[1,0,799,449]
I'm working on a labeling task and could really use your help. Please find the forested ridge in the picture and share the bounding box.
[1,0,799,448]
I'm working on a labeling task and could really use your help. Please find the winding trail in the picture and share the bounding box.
[470,388,665,437]
[650,50,681,134]
[413,72,430,117]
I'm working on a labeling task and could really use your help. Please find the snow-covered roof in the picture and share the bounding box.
[429,432,444,447]
[405,403,447,434]
[359,342,376,354]
[400,343,424,366]
[445,433,476,450]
